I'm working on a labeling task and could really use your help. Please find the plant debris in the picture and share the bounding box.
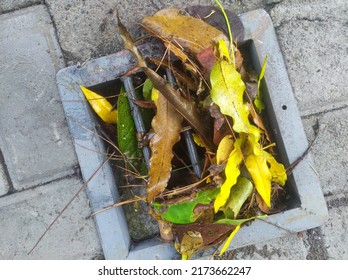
[81,1,288,259]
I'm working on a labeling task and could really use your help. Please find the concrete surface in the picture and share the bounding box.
[0,5,78,190]
[0,0,347,259]
[0,176,102,259]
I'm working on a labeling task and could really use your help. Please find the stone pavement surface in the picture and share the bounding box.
[0,0,347,259]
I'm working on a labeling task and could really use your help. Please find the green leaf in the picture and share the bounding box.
[153,188,220,224]
[215,215,267,226]
[142,78,153,100]
[210,60,260,137]
[214,136,244,213]
[254,55,268,113]
[80,86,117,124]
[223,177,253,219]
[117,87,144,171]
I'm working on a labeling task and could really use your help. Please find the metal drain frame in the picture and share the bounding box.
[56,9,328,259]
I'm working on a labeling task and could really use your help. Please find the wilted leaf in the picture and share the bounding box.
[175,231,204,260]
[210,58,259,137]
[173,223,234,258]
[141,8,226,56]
[147,92,183,203]
[219,224,241,256]
[254,55,268,113]
[157,219,173,242]
[214,136,244,212]
[264,151,287,186]
[153,188,219,224]
[80,86,117,124]
[223,177,253,219]
[245,153,272,207]
[216,135,234,165]
[209,103,233,146]
[216,214,267,255]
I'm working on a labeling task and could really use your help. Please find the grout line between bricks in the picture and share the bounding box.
[301,103,348,119]
[0,169,81,199]
[0,1,44,16]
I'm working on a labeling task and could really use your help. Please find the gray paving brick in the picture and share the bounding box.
[0,5,78,190]
[270,0,348,115]
[0,0,41,14]
[0,176,102,259]
[229,233,309,260]
[323,194,348,259]
[302,107,348,196]
[45,0,244,64]
[0,160,10,196]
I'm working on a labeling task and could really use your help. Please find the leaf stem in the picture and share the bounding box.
[215,0,235,67]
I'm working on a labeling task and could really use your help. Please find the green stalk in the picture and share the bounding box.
[215,0,235,67]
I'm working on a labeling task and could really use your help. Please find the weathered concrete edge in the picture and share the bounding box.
[56,66,131,260]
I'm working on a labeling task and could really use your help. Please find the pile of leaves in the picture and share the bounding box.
[81,2,288,259]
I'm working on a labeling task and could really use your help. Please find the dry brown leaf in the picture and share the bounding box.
[141,8,227,56]
[147,92,183,203]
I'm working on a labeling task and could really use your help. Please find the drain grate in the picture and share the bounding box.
[56,9,328,259]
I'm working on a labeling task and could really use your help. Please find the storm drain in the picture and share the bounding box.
[56,9,328,259]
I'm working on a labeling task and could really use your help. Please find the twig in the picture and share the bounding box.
[287,121,319,175]
[88,197,145,218]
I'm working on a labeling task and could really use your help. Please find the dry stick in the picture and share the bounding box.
[286,122,319,175]
[89,197,145,218]
[27,153,114,255]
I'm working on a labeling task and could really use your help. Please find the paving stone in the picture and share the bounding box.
[322,194,348,259]
[228,234,309,260]
[269,0,348,115]
[0,160,10,196]
[0,6,78,190]
[45,0,249,64]
[0,176,102,259]
[302,107,348,196]
[0,0,41,14]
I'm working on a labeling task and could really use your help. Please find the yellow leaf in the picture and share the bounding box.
[217,39,231,63]
[245,153,272,207]
[219,224,241,256]
[216,135,234,164]
[151,87,159,102]
[80,86,117,124]
[264,151,287,186]
[214,136,244,212]
[210,60,260,137]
